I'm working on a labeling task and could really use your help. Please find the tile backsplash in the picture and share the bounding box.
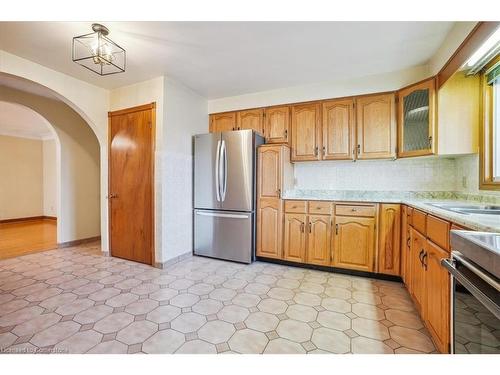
[294,157,457,191]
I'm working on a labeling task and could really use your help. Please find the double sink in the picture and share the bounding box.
[427,202,500,216]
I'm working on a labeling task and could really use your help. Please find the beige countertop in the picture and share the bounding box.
[282,190,500,233]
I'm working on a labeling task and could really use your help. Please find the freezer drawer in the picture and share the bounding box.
[194,209,254,264]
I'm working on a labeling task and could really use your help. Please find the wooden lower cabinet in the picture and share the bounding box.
[256,198,282,259]
[378,204,401,275]
[306,215,332,266]
[409,228,427,315]
[283,213,307,263]
[333,216,375,272]
[425,240,450,354]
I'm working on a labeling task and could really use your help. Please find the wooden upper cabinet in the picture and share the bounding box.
[355,93,396,159]
[307,215,332,266]
[283,213,307,263]
[398,78,436,157]
[322,98,354,160]
[265,106,290,144]
[237,109,264,135]
[256,198,283,259]
[426,240,450,353]
[210,112,236,132]
[378,204,401,276]
[333,216,375,272]
[258,145,281,199]
[291,103,321,161]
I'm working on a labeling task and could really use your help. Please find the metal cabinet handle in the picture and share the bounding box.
[407,236,411,248]
[418,249,424,263]
[314,146,319,156]
[284,129,288,139]
[322,146,326,156]
[308,222,312,233]
[422,252,428,270]
[335,223,339,235]
[357,144,360,155]
[277,188,281,198]
[300,222,305,232]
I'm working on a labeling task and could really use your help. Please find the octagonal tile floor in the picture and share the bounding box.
[0,242,436,354]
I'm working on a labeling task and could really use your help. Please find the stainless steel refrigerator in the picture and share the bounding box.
[193,130,264,263]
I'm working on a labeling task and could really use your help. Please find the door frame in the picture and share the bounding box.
[107,102,156,265]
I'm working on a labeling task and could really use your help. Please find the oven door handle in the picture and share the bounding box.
[441,258,500,320]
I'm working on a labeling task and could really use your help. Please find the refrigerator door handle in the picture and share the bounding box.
[195,211,250,219]
[215,139,221,202]
[221,139,228,202]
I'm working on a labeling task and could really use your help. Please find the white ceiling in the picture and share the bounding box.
[0,22,455,99]
[0,101,54,140]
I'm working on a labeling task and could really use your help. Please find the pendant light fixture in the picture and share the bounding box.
[72,23,126,76]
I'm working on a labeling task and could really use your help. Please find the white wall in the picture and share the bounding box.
[208,65,430,113]
[0,135,43,219]
[163,77,208,262]
[42,138,57,217]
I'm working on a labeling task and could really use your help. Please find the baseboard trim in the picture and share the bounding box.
[154,251,192,269]
[58,236,101,248]
[0,216,57,224]
[256,256,403,283]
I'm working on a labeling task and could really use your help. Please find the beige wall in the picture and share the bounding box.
[0,135,43,219]
[43,138,57,217]
[0,87,100,243]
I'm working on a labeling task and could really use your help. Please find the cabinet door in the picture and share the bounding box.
[333,216,375,272]
[398,78,436,157]
[426,240,450,353]
[356,93,396,159]
[283,213,306,263]
[291,103,321,161]
[256,197,283,259]
[322,98,354,160]
[307,215,332,266]
[410,228,427,316]
[237,109,264,134]
[400,205,410,284]
[265,106,290,144]
[378,204,401,275]
[211,112,236,132]
[258,145,281,199]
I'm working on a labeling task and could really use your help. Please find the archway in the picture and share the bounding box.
[0,77,101,249]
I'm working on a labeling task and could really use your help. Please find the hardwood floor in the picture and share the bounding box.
[0,219,57,260]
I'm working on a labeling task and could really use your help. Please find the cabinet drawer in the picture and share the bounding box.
[308,201,333,215]
[284,200,307,213]
[335,204,376,217]
[412,209,427,235]
[427,215,450,251]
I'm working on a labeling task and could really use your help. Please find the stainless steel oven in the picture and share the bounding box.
[442,231,500,354]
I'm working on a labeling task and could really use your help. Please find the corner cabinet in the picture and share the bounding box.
[355,93,397,159]
[291,102,322,161]
[264,106,290,144]
[397,78,436,157]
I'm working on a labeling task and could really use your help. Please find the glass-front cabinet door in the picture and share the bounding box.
[397,78,436,157]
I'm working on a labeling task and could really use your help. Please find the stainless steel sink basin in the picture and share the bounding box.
[427,202,500,215]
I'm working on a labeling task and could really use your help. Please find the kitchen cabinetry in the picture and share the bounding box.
[265,106,290,144]
[291,102,322,161]
[256,145,293,259]
[378,204,401,276]
[283,213,307,262]
[210,112,236,132]
[322,98,354,160]
[355,93,397,159]
[397,78,436,157]
[237,109,264,134]
[333,211,376,272]
[307,214,332,266]
[409,228,427,315]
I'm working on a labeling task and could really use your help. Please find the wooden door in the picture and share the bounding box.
[256,198,283,259]
[108,103,155,265]
[378,204,401,275]
[426,240,450,353]
[237,109,264,134]
[283,213,306,262]
[333,216,375,272]
[356,93,396,159]
[410,228,427,315]
[307,215,332,266]
[322,98,354,160]
[291,103,321,161]
[257,145,281,199]
[265,106,290,144]
[397,78,436,158]
[210,112,236,132]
